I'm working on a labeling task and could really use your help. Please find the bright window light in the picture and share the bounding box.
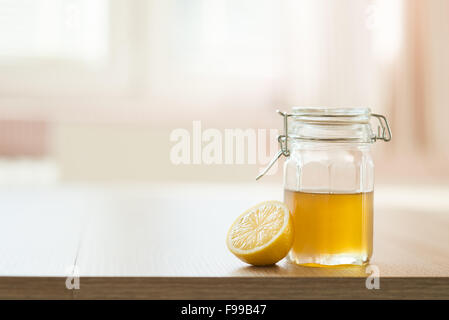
[0,0,109,62]
[366,0,403,61]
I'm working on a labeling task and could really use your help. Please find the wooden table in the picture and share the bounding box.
[0,183,448,299]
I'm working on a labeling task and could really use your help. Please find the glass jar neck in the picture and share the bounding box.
[288,121,374,144]
[288,107,374,143]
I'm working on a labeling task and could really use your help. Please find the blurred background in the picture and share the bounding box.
[0,0,448,186]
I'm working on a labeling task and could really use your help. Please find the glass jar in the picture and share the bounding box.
[257,107,391,267]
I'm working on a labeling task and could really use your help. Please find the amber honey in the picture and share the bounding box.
[284,190,373,266]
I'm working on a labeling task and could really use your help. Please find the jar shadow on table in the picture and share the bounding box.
[230,260,369,277]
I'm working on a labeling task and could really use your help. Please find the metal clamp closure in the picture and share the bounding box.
[371,113,392,142]
[255,111,291,180]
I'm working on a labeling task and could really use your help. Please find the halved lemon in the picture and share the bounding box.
[227,201,294,266]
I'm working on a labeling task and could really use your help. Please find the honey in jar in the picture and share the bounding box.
[284,190,373,266]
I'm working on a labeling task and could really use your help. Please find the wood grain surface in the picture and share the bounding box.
[0,183,448,299]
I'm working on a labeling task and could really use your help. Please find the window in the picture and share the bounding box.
[0,0,134,98]
[0,0,108,62]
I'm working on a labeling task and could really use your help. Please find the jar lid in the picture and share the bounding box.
[291,107,371,124]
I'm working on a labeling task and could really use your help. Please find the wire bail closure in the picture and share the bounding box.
[256,110,291,180]
[371,113,392,142]
[256,109,392,180]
